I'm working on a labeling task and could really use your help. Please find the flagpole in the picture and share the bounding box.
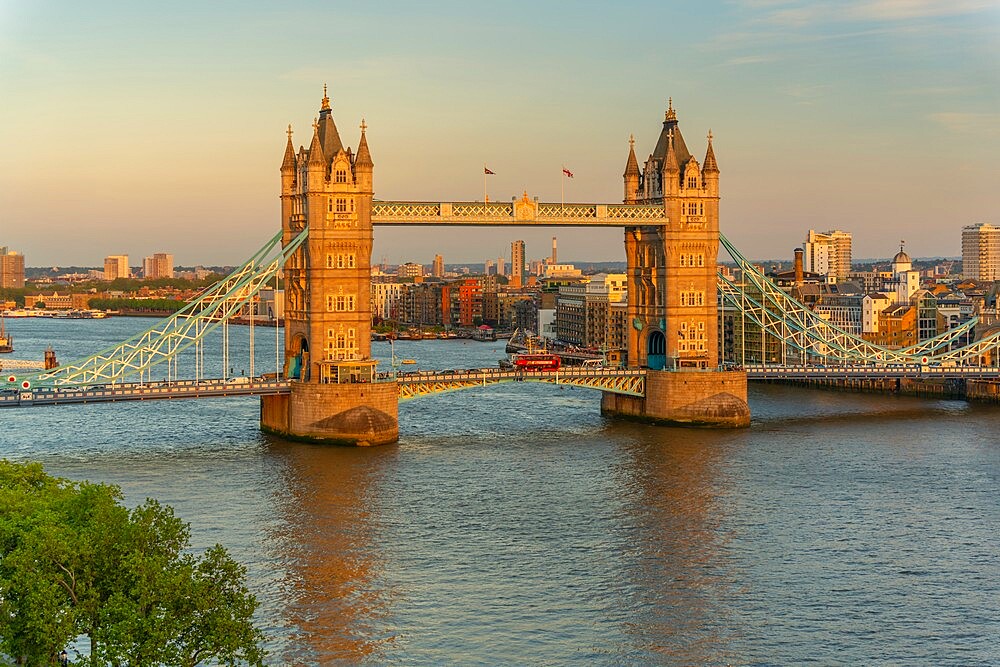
[560,165,564,212]
[484,163,487,204]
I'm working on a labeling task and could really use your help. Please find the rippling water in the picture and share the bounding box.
[2,318,999,665]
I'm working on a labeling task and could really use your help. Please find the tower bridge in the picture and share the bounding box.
[7,90,1000,442]
[262,91,748,445]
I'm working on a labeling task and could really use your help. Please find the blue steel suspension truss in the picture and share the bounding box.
[16,229,308,388]
[718,233,1000,366]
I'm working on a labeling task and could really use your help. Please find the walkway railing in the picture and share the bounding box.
[372,200,666,226]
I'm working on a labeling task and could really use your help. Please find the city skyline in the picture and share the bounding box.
[2,1,997,266]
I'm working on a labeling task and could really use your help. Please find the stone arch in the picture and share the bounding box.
[647,329,666,370]
[289,334,310,380]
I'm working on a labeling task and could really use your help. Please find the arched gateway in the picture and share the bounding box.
[260,92,749,445]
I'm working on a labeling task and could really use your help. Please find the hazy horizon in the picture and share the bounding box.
[3,1,997,267]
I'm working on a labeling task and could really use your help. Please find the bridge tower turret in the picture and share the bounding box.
[261,87,399,446]
[623,134,640,204]
[605,99,748,427]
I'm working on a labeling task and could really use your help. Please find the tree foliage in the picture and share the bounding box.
[0,461,264,666]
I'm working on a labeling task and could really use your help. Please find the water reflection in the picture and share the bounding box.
[612,424,744,664]
[265,437,399,664]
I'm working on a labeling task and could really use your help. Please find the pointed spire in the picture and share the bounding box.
[624,133,640,177]
[703,129,718,173]
[281,124,296,170]
[308,117,325,166]
[316,88,344,159]
[355,117,373,168]
[664,129,679,173]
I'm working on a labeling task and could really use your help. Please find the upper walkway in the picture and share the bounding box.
[371,199,666,226]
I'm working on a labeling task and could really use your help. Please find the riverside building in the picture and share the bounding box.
[962,222,1000,281]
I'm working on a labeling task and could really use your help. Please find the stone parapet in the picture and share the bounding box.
[601,369,749,428]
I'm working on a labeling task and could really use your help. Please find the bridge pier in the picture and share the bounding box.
[261,381,399,446]
[601,369,749,428]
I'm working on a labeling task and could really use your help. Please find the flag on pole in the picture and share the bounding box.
[562,168,574,178]
[484,167,496,175]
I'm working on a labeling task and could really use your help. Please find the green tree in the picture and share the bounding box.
[0,461,264,666]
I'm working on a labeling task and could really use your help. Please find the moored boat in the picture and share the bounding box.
[0,317,13,353]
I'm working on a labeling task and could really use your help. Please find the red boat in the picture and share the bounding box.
[512,353,561,371]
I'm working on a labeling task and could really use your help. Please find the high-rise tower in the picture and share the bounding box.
[511,240,525,288]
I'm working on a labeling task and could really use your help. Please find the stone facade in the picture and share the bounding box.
[616,101,750,427]
[601,370,749,427]
[265,89,398,446]
[623,100,720,371]
[261,382,398,446]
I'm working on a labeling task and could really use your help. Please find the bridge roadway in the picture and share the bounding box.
[4,365,999,408]
[0,377,290,408]
[741,364,1000,380]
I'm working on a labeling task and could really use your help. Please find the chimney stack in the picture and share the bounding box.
[794,247,804,284]
[551,237,557,264]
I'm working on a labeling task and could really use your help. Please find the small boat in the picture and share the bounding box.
[0,317,13,353]
[401,359,417,365]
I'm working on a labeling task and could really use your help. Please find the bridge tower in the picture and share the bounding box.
[604,99,749,427]
[261,88,399,445]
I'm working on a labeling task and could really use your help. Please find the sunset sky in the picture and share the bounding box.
[2,0,998,267]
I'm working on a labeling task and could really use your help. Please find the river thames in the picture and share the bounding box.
[1,317,998,665]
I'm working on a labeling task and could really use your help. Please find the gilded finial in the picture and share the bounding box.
[321,83,331,111]
[360,117,367,133]
[707,129,713,142]
[665,97,677,122]
[628,133,635,149]
[286,124,293,141]
[312,116,318,132]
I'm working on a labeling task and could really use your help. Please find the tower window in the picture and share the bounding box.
[687,176,698,188]
[335,169,347,184]
[336,198,347,213]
